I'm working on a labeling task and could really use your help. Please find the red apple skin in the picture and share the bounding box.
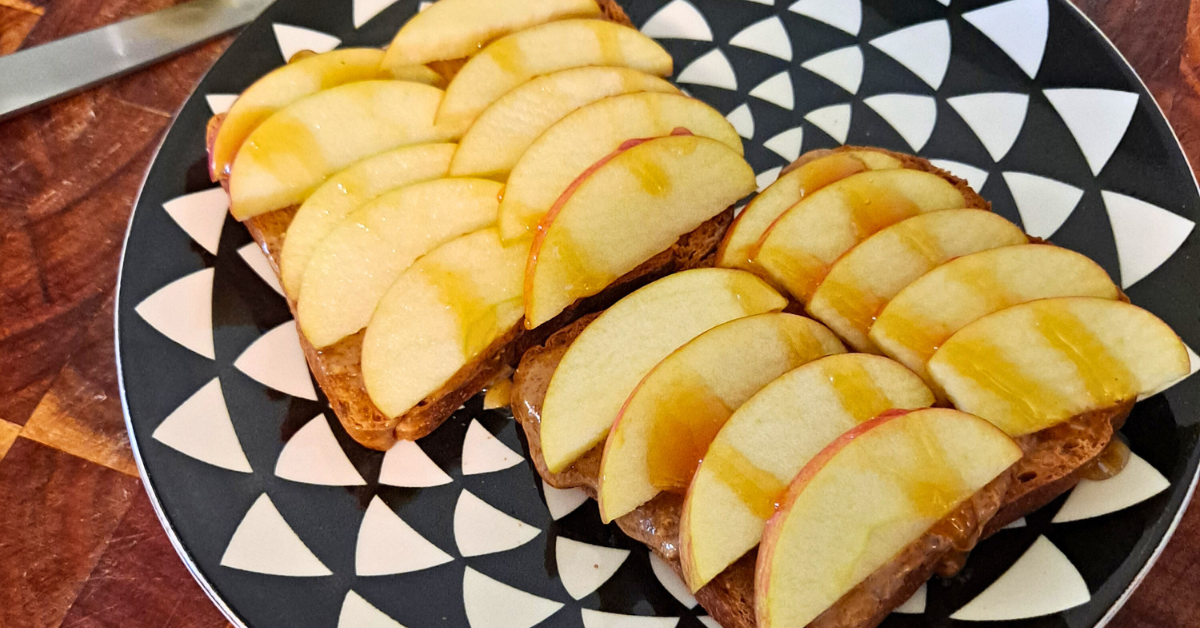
[753,409,913,626]
[523,128,695,328]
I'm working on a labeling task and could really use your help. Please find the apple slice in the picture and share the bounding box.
[597,314,845,522]
[448,67,678,180]
[382,0,601,67]
[279,143,456,297]
[229,80,459,220]
[928,297,1188,437]
[361,228,529,418]
[525,134,756,327]
[497,91,743,241]
[435,20,673,133]
[870,244,1122,381]
[807,209,1027,351]
[209,49,387,180]
[755,408,1022,628]
[540,268,787,473]
[679,353,934,591]
[749,169,969,302]
[716,150,903,270]
[379,62,447,88]
[298,178,503,348]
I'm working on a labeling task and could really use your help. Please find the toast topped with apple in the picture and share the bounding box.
[511,147,1187,627]
[204,0,757,449]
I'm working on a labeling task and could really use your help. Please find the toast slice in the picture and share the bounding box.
[512,314,1012,628]
[206,0,745,449]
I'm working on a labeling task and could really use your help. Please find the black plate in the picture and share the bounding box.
[116,0,1200,627]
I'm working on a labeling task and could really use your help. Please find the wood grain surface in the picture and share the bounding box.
[0,0,1198,626]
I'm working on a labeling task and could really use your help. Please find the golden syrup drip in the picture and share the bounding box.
[863,419,967,520]
[953,262,1014,314]
[752,244,826,302]
[1080,437,1132,481]
[483,378,513,410]
[593,22,626,66]
[624,148,672,197]
[937,338,1067,434]
[793,153,869,201]
[894,219,946,265]
[705,439,788,520]
[542,228,615,300]
[825,358,892,423]
[488,38,526,75]
[246,115,328,191]
[843,179,922,240]
[818,278,883,340]
[288,49,317,63]
[880,308,945,363]
[645,368,734,492]
[1032,305,1136,406]
[421,262,499,360]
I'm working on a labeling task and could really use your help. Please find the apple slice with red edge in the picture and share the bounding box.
[755,407,1022,628]
[524,132,756,327]
[679,353,934,592]
[597,313,845,523]
[716,150,903,270]
[748,169,969,302]
[928,296,1189,437]
[806,209,1027,352]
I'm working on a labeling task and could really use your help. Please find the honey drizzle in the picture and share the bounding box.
[1032,305,1136,406]
[244,115,328,193]
[645,367,734,492]
[843,180,921,240]
[819,279,883,340]
[705,439,788,520]
[826,358,892,423]
[936,338,1065,434]
[1080,437,1132,481]
[489,38,526,75]
[420,261,510,360]
[593,22,626,66]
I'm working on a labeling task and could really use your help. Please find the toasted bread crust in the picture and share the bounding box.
[511,300,1012,628]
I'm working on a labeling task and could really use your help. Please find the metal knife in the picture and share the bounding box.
[0,0,274,122]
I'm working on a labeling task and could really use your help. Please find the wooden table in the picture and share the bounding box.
[0,0,1197,626]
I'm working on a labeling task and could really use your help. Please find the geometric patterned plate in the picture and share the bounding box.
[115,0,1200,627]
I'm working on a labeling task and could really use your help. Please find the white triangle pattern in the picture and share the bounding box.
[221,494,332,576]
[649,551,697,609]
[893,583,926,614]
[1045,88,1139,176]
[581,610,679,628]
[756,167,783,192]
[764,127,804,161]
[729,16,792,61]
[697,619,721,628]
[339,590,407,628]
[740,0,773,5]
[929,159,989,192]
[788,0,861,35]
[380,439,452,487]
[950,536,1089,620]
[1052,452,1170,523]
[236,242,285,296]
[152,378,251,472]
[163,188,228,255]
[233,320,318,400]
[864,94,938,152]
[463,567,564,628]
[640,0,713,41]
[946,92,1029,161]
[869,20,951,89]
[418,1,432,10]
[749,71,794,110]
[1101,190,1195,289]
[135,267,215,359]
[462,419,522,475]
[275,414,365,486]
[543,481,589,520]
[556,537,631,600]
[1002,172,1083,239]
[801,45,863,95]
[1003,517,1028,530]
[963,0,1049,79]
[272,24,341,63]
[676,49,737,90]
[454,489,540,557]
[354,0,402,28]
[357,496,454,575]
[805,103,851,144]
[205,94,238,116]
[726,104,755,140]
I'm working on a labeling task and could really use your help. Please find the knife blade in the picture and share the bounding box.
[0,0,275,122]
